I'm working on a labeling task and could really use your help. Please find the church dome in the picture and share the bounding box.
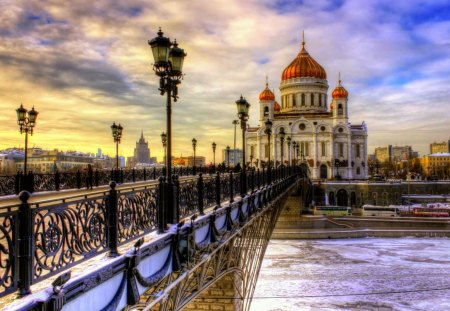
[332,79,348,99]
[259,82,275,101]
[281,40,327,81]
[274,101,280,112]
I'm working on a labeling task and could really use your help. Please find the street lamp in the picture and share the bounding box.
[226,145,231,170]
[192,137,197,174]
[287,136,292,166]
[279,128,285,166]
[232,120,239,166]
[212,142,217,167]
[111,122,123,181]
[16,104,38,175]
[149,28,186,226]
[264,119,272,183]
[236,95,250,197]
[292,141,297,165]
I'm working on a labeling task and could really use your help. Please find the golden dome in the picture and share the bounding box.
[281,40,326,81]
[332,78,348,99]
[259,82,275,101]
[274,101,280,112]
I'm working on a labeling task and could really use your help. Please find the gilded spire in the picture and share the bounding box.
[265,75,269,88]
[302,30,305,47]
[338,72,341,85]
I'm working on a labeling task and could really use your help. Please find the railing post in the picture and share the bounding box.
[143,168,147,181]
[251,169,255,193]
[17,190,32,296]
[197,173,204,215]
[215,172,221,207]
[120,169,124,184]
[107,181,119,257]
[157,176,165,233]
[132,168,136,183]
[257,168,260,190]
[76,170,81,189]
[153,167,156,180]
[229,171,234,203]
[55,170,60,191]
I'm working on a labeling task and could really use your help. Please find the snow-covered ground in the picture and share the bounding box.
[250,238,450,311]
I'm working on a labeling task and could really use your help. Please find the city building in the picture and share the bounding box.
[374,145,418,163]
[0,149,23,175]
[420,153,450,178]
[171,156,205,167]
[430,140,450,154]
[127,132,156,167]
[246,37,368,179]
[222,149,243,167]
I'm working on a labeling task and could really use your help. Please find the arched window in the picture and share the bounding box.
[301,93,305,106]
[264,106,269,117]
[338,104,343,115]
[339,143,344,157]
[293,94,297,107]
[356,143,360,158]
[321,141,326,157]
[356,167,361,175]
[311,93,314,106]
[319,94,322,106]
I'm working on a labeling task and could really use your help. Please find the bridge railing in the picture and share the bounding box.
[0,166,222,197]
[0,165,305,300]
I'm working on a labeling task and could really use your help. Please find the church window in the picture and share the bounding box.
[293,94,297,107]
[299,123,305,130]
[301,93,305,106]
[356,167,361,175]
[264,106,269,117]
[319,94,322,107]
[356,144,360,158]
[339,143,344,157]
[305,142,309,156]
[311,93,314,106]
[264,144,269,158]
[320,126,326,132]
[338,104,343,116]
[338,127,343,133]
[301,142,305,155]
[321,141,326,157]
[251,145,255,157]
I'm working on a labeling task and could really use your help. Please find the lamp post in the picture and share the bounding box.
[292,141,297,165]
[161,131,167,162]
[192,137,197,174]
[111,122,123,181]
[279,128,285,166]
[212,142,217,167]
[236,96,250,197]
[16,105,38,175]
[149,28,186,226]
[232,120,239,167]
[287,136,292,166]
[226,146,231,170]
[265,119,272,183]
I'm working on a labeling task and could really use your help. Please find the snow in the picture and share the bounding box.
[250,238,450,311]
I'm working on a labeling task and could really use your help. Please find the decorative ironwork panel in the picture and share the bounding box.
[33,174,56,192]
[32,197,107,282]
[203,178,216,209]
[233,173,241,195]
[0,209,18,298]
[59,172,79,190]
[220,175,230,202]
[0,176,15,196]
[122,170,134,183]
[134,169,146,182]
[117,188,158,244]
[178,180,198,218]
[97,170,112,186]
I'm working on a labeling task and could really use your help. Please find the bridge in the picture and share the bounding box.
[0,165,311,311]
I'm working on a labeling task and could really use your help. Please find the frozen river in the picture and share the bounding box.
[250,238,450,311]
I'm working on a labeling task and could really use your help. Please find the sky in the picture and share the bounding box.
[0,0,449,163]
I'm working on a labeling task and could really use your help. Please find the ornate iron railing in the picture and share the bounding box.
[0,165,302,299]
[0,167,216,197]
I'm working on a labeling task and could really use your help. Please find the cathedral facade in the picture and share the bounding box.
[246,39,368,180]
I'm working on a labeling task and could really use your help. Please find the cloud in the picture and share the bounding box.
[0,0,449,162]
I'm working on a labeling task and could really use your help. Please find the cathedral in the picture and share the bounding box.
[246,37,368,180]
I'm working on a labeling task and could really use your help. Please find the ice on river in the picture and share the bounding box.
[250,237,450,311]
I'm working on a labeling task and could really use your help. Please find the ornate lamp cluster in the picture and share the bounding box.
[16,104,39,174]
[149,27,187,228]
[111,122,123,175]
[235,95,250,196]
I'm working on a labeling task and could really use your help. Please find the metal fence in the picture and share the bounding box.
[0,165,302,298]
